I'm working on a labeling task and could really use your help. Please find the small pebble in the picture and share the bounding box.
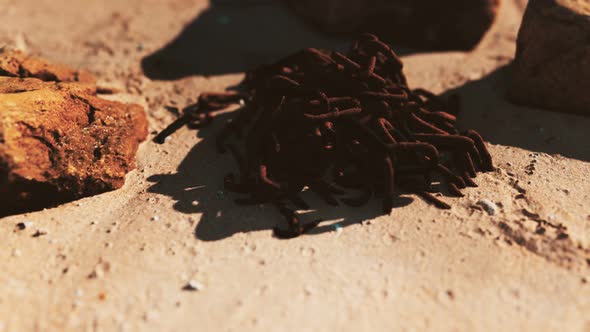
[14,33,28,52]
[446,289,455,300]
[476,199,498,216]
[333,223,343,236]
[32,228,48,237]
[183,280,204,291]
[151,216,160,222]
[88,261,110,279]
[467,71,482,81]
[143,310,160,322]
[12,249,21,257]
[16,221,33,230]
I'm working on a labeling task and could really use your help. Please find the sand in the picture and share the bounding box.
[1,0,589,331]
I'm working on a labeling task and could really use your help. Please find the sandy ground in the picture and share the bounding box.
[1,0,590,331]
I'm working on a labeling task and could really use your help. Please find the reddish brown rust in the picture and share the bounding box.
[155,34,494,238]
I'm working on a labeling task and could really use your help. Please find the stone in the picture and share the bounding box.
[0,76,147,215]
[183,280,204,291]
[476,199,498,216]
[284,0,501,50]
[510,0,590,115]
[0,49,95,84]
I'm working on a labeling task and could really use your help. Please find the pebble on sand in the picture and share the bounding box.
[16,221,33,230]
[32,228,48,237]
[183,280,204,291]
[477,199,498,216]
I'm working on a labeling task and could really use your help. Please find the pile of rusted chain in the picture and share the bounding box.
[155,34,493,238]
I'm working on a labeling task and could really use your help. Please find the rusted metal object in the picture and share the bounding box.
[157,35,494,238]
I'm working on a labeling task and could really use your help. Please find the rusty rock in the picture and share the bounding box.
[509,0,590,115]
[0,49,95,84]
[284,0,501,50]
[0,76,147,216]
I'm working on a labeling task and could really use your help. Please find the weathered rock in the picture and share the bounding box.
[0,77,147,215]
[510,0,590,115]
[285,0,501,50]
[0,49,95,84]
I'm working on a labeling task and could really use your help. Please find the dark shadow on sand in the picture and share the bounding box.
[448,64,590,162]
[146,111,414,241]
[141,0,415,79]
